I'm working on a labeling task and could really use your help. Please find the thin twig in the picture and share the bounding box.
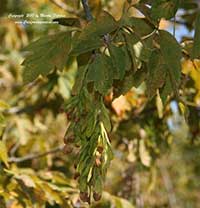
[9,146,64,163]
[81,0,93,21]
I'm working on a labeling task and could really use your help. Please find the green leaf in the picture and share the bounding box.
[121,16,155,37]
[71,11,118,55]
[146,50,166,99]
[0,141,9,167]
[109,44,128,80]
[160,74,173,104]
[135,3,157,25]
[72,65,88,95]
[140,36,154,62]
[71,36,103,55]
[94,175,103,194]
[22,32,71,83]
[85,111,97,137]
[192,12,200,59]
[123,31,153,65]
[151,0,180,20]
[79,176,88,192]
[99,100,111,132]
[123,32,140,70]
[58,76,71,99]
[77,52,93,66]
[145,30,181,102]
[159,30,181,92]
[83,11,118,37]
[92,168,103,194]
[53,17,80,27]
[86,55,113,95]
[114,68,147,97]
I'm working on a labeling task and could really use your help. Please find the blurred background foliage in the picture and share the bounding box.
[0,0,200,207]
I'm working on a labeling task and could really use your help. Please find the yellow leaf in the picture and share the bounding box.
[0,100,9,110]
[41,183,63,205]
[156,91,163,118]
[182,59,200,104]
[0,141,9,167]
[139,139,151,167]
[112,95,131,117]
[9,201,23,208]
[15,174,36,188]
[0,114,5,125]
[159,19,170,29]
[182,59,195,74]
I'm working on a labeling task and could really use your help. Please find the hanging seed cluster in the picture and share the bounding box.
[63,89,113,203]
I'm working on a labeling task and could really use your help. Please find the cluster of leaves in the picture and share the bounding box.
[0,165,78,208]
[19,0,200,203]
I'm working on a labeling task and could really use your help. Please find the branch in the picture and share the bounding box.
[9,145,64,163]
[81,0,93,21]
